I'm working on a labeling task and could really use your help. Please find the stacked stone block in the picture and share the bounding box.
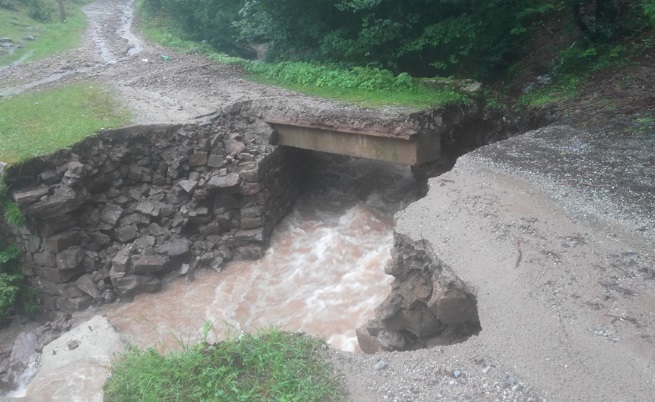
[2,114,306,313]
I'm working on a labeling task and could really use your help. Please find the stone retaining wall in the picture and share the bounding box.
[2,112,308,312]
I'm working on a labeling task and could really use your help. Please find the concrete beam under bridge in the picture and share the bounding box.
[267,120,440,166]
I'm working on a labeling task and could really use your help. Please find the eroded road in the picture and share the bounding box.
[0,0,302,124]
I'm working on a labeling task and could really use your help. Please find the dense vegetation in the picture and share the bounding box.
[0,178,35,324]
[104,327,343,401]
[141,0,655,80]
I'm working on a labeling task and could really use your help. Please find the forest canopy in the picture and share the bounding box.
[141,0,655,79]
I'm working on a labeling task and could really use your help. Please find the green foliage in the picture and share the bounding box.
[0,178,37,322]
[234,0,568,79]
[247,62,410,91]
[645,0,655,27]
[104,327,343,401]
[142,0,654,81]
[26,0,53,22]
[519,35,648,108]
[0,177,26,229]
[139,0,249,57]
[0,242,22,323]
[0,83,130,164]
[0,273,21,322]
[0,0,18,10]
[3,201,26,227]
[134,12,471,109]
[0,243,19,265]
[555,42,628,78]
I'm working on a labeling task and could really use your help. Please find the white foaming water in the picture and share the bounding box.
[4,353,39,398]
[105,156,418,352]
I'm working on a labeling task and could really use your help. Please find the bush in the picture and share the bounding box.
[26,0,53,22]
[0,242,21,323]
[0,0,17,10]
[0,181,36,323]
[645,0,655,27]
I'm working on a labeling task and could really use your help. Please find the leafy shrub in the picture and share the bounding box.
[0,242,21,323]
[0,181,35,323]
[0,0,17,10]
[26,0,53,22]
[645,0,655,27]
[3,201,26,227]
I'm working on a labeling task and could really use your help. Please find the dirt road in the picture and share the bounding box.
[0,0,302,124]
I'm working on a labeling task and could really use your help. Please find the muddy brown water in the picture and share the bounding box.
[103,156,418,353]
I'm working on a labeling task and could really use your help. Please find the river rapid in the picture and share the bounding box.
[101,155,419,353]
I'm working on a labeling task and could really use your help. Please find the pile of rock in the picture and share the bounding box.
[357,233,481,352]
[3,111,307,312]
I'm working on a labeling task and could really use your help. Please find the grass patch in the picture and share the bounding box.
[0,83,130,164]
[518,80,579,107]
[258,81,465,108]
[245,62,471,109]
[0,1,89,67]
[104,326,343,402]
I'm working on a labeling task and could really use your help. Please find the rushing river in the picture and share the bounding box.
[102,155,418,353]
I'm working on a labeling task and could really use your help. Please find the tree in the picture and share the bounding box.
[56,0,66,22]
[570,0,618,40]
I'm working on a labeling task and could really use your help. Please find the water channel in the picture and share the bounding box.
[101,155,418,353]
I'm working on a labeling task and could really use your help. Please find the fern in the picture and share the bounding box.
[3,201,26,228]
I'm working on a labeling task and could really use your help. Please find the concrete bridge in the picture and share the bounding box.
[266,119,441,166]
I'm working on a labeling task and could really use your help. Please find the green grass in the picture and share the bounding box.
[0,1,89,67]
[518,81,579,107]
[266,81,466,108]
[0,83,130,164]
[104,326,344,402]
[244,62,471,109]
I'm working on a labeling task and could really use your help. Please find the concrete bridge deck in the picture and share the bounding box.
[266,119,440,166]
